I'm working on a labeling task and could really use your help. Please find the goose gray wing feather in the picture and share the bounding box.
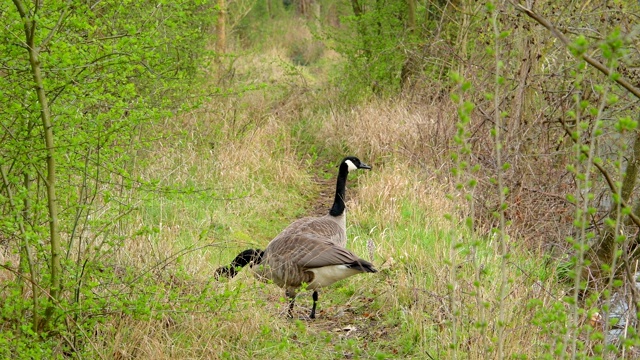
[266,233,369,269]
[297,240,362,268]
[272,215,346,246]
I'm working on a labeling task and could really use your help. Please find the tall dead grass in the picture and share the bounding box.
[348,158,565,358]
[319,98,456,179]
[318,90,576,253]
[74,14,576,359]
[27,77,570,359]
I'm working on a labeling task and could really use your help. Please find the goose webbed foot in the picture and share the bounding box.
[295,314,315,321]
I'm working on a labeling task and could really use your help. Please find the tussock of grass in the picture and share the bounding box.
[319,98,456,171]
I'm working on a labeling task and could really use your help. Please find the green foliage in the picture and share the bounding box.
[0,0,216,353]
[233,0,292,50]
[0,330,59,360]
[328,0,413,98]
[3,0,640,358]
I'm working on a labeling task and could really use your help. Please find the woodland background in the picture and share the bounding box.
[2,0,640,358]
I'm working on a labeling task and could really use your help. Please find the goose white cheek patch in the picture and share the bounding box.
[345,160,357,172]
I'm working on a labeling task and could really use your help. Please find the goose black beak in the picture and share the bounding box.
[359,163,372,170]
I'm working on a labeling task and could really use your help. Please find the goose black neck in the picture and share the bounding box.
[329,163,349,217]
[215,249,264,279]
[232,249,264,267]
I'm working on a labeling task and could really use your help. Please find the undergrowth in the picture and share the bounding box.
[5,2,640,359]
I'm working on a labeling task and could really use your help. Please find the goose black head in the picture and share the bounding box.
[341,156,372,172]
[214,249,264,280]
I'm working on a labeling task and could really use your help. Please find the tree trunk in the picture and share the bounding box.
[349,0,370,61]
[591,130,640,272]
[12,0,62,331]
[401,0,418,90]
[622,130,640,213]
[513,40,532,132]
[297,0,310,16]
[407,0,416,34]
[216,0,226,53]
[0,166,40,332]
[350,0,363,17]
[22,172,40,331]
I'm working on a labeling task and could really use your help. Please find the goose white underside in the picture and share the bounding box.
[308,265,362,289]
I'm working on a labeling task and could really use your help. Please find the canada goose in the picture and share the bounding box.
[275,156,371,248]
[216,234,376,319]
[215,156,370,278]
[259,232,376,318]
[214,156,374,318]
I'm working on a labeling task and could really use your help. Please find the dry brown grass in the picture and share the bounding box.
[0,233,19,284]
[2,84,570,358]
[350,160,451,225]
[7,6,638,359]
[316,89,577,253]
[319,98,456,171]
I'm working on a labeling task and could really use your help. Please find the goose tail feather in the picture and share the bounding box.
[346,259,378,273]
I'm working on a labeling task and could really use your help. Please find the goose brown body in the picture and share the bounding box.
[251,231,377,318]
[268,214,346,248]
[253,233,376,292]
[215,156,374,318]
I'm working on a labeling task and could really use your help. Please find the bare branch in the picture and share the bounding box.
[514,2,640,229]
[514,3,640,101]
[557,117,640,228]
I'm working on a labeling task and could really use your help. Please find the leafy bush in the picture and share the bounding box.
[0,0,216,354]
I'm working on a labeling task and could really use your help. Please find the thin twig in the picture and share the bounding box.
[557,116,640,228]
[513,3,640,101]
[40,0,74,49]
[513,2,640,228]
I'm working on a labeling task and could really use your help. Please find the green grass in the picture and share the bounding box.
[72,140,565,359]
[1,10,601,360]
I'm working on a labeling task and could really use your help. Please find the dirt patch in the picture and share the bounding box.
[308,178,334,217]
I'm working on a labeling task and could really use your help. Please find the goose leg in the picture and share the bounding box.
[310,291,319,319]
[285,289,296,318]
